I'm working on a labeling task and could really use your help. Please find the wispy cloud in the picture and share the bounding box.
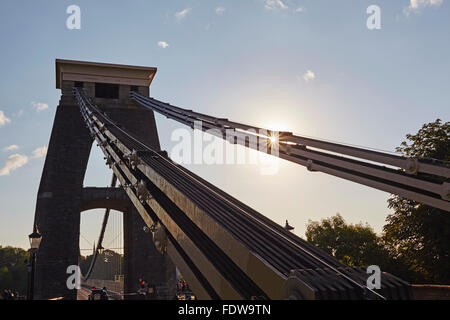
[0,110,11,127]
[175,8,191,20]
[265,0,288,10]
[158,41,169,49]
[32,146,47,159]
[403,0,443,16]
[0,154,28,176]
[294,7,304,14]
[3,145,19,152]
[216,7,226,15]
[303,70,315,82]
[31,101,49,112]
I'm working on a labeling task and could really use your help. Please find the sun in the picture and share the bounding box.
[269,135,278,144]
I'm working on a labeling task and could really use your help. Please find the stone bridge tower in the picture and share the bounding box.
[33,59,176,300]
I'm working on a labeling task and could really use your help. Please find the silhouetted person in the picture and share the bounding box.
[100,287,108,300]
[137,277,148,300]
[147,283,156,300]
[2,290,9,300]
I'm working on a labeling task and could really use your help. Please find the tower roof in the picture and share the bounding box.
[55,59,157,89]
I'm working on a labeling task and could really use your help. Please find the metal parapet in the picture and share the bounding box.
[285,267,412,300]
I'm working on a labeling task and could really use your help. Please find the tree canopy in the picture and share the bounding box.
[0,245,29,296]
[305,214,389,268]
[383,119,450,284]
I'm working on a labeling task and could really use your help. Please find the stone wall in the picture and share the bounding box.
[34,83,92,300]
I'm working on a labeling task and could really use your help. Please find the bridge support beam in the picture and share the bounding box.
[81,187,130,212]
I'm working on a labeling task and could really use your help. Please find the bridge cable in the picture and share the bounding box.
[75,88,388,299]
[80,174,117,281]
[129,91,450,212]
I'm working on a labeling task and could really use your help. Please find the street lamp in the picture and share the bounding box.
[27,229,42,300]
[284,220,294,232]
[29,231,42,252]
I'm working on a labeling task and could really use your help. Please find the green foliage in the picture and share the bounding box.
[305,214,389,268]
[383,119,450,284]
[395,119,449,161]
[80,249,123,280]
[305,214,416,281]
[0,246,29,296]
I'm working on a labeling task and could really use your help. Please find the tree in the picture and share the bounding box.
[305,214,389,267]
[0,246,29,297]
[383,119,450,284]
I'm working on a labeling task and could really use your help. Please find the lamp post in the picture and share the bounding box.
[284,220,294,231]
[27,229,42,300]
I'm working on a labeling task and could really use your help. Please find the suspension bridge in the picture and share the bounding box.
[31,59,449,300]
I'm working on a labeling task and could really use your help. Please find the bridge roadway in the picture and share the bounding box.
[77,284,123,300]
[77,286,92,300]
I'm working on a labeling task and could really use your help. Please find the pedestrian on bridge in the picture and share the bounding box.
[100,287,108,300]
[137,277,148,300]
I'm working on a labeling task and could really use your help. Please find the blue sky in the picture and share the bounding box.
[0,0,449,251]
